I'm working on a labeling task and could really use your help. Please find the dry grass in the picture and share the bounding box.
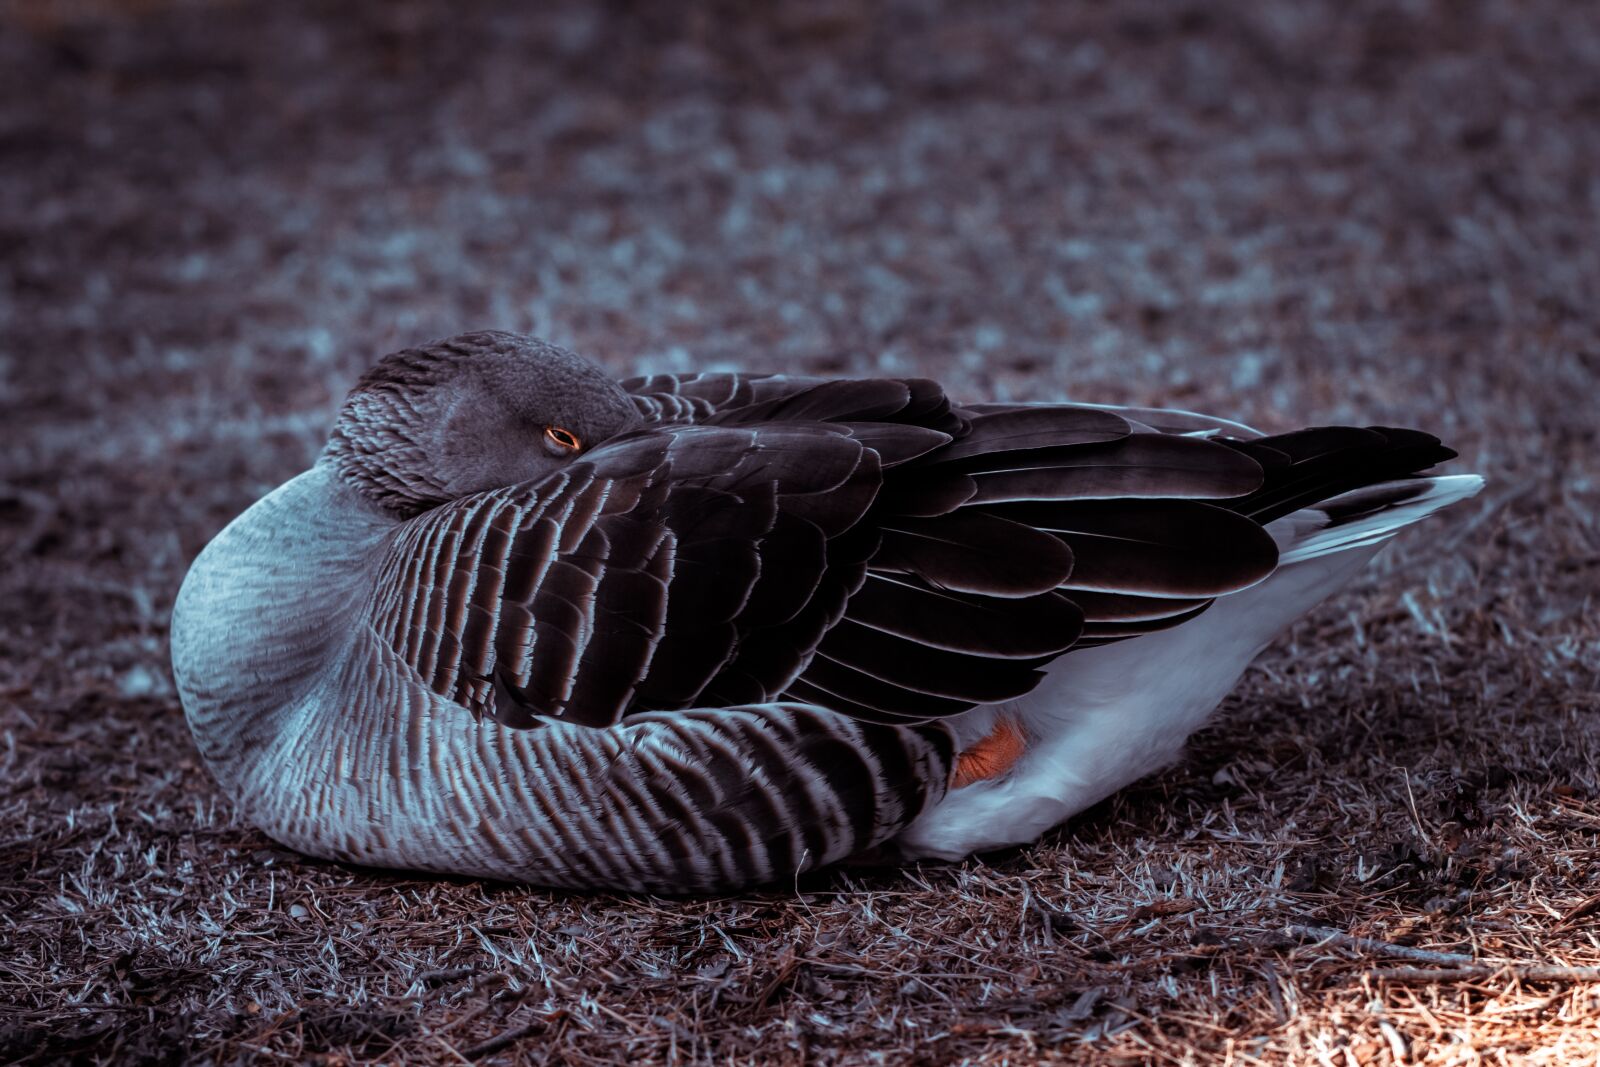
[3,0,1599,1062]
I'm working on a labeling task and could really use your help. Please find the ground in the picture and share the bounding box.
[3,0,1599,1063]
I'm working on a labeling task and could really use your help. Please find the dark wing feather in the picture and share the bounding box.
[837,576,1085,659]
[965,434,1264,504]
[815,620,1051,703]
[558,517,674,721]
[795,654,985,720]
[1224,426,1456,524]
[704,378,915,426]
[1076,601,1214,643]
[873,470,978,516]
[935,407,1130,463]
[838,423,953,467]
[960,401,1266,439]
[873,511,1074,597]
[1066,590,1213,622]
[987,499,1280,597]
[733,509,828,628]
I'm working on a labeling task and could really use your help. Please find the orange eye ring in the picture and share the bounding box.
[544,426,582,452]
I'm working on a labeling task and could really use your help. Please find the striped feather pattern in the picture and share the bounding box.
[272,635,953,892]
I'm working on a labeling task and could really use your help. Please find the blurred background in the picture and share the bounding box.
[3,1,1598,1063]
[8,0,1595,695]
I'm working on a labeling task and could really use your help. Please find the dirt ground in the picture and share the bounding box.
[3,0,1599,1063]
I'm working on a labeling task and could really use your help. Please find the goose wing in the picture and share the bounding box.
[369,377,1454,730]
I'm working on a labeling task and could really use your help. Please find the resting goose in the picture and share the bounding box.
[171,331,1482,892]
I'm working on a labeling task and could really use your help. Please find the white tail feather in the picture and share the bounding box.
[1277,475,1485,565]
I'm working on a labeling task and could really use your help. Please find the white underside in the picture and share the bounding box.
[894,475,1483,861]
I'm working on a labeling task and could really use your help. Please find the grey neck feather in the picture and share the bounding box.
[171,462,396,790]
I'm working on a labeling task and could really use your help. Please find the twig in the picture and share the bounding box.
[1285,924,1475,966]
[1263,965,1289,1026]
[417,965,481,987]
[1557,892,1600,929]
[1288,923,1600,983]
[1370,965,1600,983]
[462,1020,545,1060]
[1377,1020,1409,1064]
[753,946,798,1011]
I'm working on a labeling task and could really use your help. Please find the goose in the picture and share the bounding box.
[171,331,1483,893]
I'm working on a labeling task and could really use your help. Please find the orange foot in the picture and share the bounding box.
[951,716,1027,789]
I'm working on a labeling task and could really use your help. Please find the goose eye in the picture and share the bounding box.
[544,425,582,453]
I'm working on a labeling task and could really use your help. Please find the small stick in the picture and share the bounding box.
[1370,965,1600,983]
[462,1020,544,1060]
[417,965,480,987]
[1378,1020,1409,1065]
[1286,924,1476,966]
[1263,965,1289,1026]
[1557,892,1600,929]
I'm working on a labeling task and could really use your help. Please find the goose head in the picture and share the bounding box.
[324,331,639,516]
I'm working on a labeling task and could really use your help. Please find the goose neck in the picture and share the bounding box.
[171,462,396,786]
